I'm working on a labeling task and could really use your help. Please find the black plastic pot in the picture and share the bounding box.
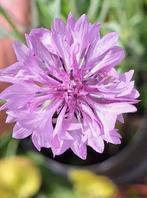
[21,111,147,185]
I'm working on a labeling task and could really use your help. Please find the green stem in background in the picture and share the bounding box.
[88,0,100,22]
[31,0,39,28]
[0,23,15,39]
[5,139,19,157]
[54,0,61,18]
[114,1,126,26]
[0,133,11,151]
[68,0,79,17]
[26,151,46,167]
[0,6,24,41]
[98,0,110,22]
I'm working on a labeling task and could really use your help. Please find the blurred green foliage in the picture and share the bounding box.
[0,6,24,41]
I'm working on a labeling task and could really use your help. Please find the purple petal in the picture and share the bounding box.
[13,42,29,61]
[13,123,32,139]
[88,136,104,153]
[103,130,121,144]
[87,46,125,76]
[71,142,87,160]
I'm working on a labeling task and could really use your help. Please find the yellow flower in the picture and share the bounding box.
[69,170,117,198]
[0,156,42,198]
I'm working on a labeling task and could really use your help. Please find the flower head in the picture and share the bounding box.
[0,14,139,159]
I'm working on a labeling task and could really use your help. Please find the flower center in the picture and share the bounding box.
[51,70,87,105]
[63,78,84,102]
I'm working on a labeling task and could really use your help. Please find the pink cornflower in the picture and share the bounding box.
[0,14,139,159]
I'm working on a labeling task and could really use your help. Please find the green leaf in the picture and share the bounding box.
[36,0,53,27]
[0,99,5,106]
[50,186,75,198]
[87,0,100,22]
[26,151,46,166]
[35,0,61,28]
[0,24,13,39]
[0,6,24,41]
[0,133,11,150]
[5,139,19,157]
[51,0,61,18]
[98,0,110,22]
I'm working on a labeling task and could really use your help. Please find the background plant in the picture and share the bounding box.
[0,0,147,197]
